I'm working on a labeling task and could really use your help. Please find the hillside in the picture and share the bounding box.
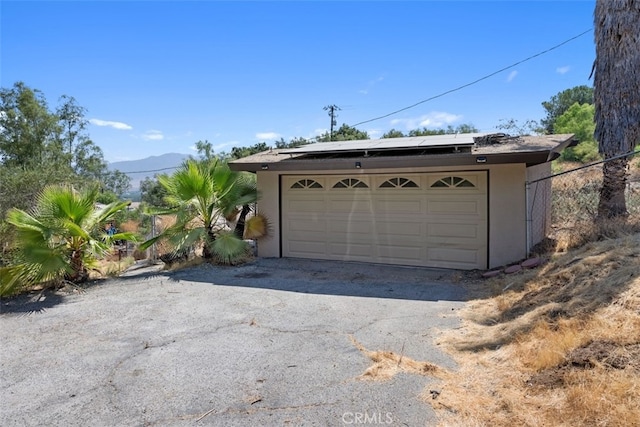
[428,231,640,426]
[108,153,190,190]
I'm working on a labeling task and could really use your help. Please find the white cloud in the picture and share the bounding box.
[556,65,571,75]
[390,111,462,130]
[367,129,382,139]
[89,118,132,130]
[141,130,164,141]
[256,132,281,140]
[507,70,518,82]
[359,75,385,95]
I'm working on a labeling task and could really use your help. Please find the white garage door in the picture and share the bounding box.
[281,172,488,270]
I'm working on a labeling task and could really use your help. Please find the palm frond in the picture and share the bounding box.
[0,265,28,296]
[210,231,250,265]
[244,214,270,239]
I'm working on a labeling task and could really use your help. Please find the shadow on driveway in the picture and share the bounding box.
[1,257,476,315]
[164,257,472,302]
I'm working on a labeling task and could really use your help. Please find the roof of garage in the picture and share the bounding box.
[229,133,576,172]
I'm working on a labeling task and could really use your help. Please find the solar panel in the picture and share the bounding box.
[280,133,487,155]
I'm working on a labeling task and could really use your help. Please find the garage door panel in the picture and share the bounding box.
[288,218,326,232]
[378,244,423,262]
[287,199,326,212]
[329,220,374,234]
[373,199,423,213]
[329,243,374,257]
[428,247,482,266]
[375,220,423,237]
[427,199,483,215]
[287,229,327,241]
[329,199,373,212]
[427,223,481,239]
[287,240,326,255]
[282,172,488,269]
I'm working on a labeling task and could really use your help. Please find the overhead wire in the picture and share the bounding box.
[116,166,180,174]
[117,28,593,176]
[350,28,593,127]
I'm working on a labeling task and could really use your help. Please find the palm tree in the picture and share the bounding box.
[0,185,136,295]
[140,158,259,264]
[593,0,640,219]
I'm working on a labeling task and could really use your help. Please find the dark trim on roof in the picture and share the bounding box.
[229,134,576,173]
[230,151,556,172]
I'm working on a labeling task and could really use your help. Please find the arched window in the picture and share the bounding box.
[291,179,323,189]
[431,176,475,188]
[379,177,419,188]
[333,178,369,189]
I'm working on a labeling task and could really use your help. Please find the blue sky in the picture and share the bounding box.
[1,1,596,162]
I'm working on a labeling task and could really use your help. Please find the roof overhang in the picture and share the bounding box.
[229,134,577,173]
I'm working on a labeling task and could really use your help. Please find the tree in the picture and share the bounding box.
[229,142,269,160]
[0,185,136,295]
[140,159,258,264]
[408,124,479,137]
[0,83,131,219]
[0,82,135,264]
[56,95,88,165]
[0,82,60,167]
[103,170,131,197]
[194,140,216,161]
[140,176,169,208]
[275,136,310,149]
[495,118,543,136]
[593,0,640,219]
[317,124,369,142]
[381,129,405,139]
[553,103,599,162]
[453,123,480,134]
[541,85,594,134]
[540,85,593,134]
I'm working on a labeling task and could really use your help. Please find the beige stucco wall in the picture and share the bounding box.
[488,164,527,267]
[255,164,532,269]
[256,171,281,258]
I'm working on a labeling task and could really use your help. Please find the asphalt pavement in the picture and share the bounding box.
[1,258,469,426]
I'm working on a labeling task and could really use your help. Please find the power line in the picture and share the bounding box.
[351,28,593,127]
[117,166,181,174]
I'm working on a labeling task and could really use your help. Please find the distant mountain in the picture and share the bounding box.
[109,153,191,190]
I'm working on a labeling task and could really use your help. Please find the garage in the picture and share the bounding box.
[229,133,576,270]
[281,171,488,269]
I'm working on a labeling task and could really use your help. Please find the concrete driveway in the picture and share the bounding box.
[1,258,469,426]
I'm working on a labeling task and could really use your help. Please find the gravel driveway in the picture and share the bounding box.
[1,258,469,426]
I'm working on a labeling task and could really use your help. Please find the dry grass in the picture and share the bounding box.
[429,233,640,426]
[118,219,139,233]
[424,162,640,426]
[349,336,443,381]
[92,256,135,278]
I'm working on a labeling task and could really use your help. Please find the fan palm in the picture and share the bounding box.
[593,0,640,218]
[140,159,258,264]
[0,185,137,295]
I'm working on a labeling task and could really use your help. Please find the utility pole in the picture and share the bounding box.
[323,105,340,141]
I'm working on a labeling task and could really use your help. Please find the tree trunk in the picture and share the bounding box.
[202,228,217,259]
[67,250,88,283]
[593,0,640,219]
[597,157,628,219]
[233,205,251,239]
